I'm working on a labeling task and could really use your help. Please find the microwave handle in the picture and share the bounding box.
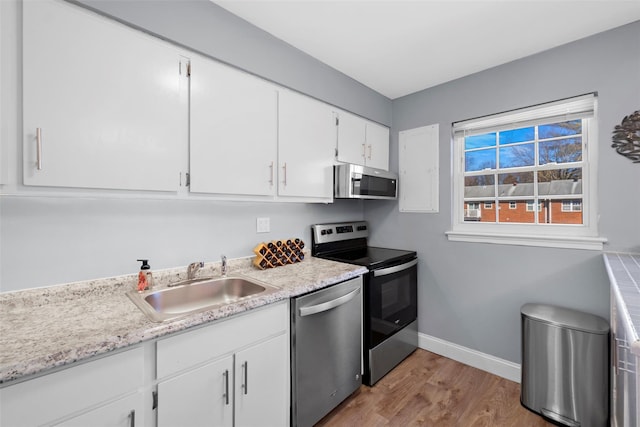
[373,258,417,277]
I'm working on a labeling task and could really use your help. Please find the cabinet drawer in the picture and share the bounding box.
[0,346,144,427]
[157,301,288,379]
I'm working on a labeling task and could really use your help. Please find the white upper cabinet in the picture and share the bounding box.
[22,0,187,192]
[336,110,390,170]
[365,121,391,170]
[278,90,335,201]
[189,54,278,197]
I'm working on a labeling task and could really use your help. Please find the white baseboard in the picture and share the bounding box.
[418,332,521,383]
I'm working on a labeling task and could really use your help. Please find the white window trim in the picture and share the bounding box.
[447,93,606,251]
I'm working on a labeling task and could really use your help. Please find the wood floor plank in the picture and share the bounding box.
[315,349,555,427]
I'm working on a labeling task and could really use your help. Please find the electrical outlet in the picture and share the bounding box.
[256,217,270,233]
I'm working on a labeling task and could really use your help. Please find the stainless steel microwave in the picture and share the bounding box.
[334,164,398,200]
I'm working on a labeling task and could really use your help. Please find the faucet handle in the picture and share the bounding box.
[187,261,204,280]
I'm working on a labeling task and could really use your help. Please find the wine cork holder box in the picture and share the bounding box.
[253,238,305,269]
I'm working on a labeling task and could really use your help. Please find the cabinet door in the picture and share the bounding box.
[336,111,366,165]
[365,122,390,170]
[278,91,334,200]
[234,334,289,427]
[0,347,144,427]
[54,392,144,427]
[157,356,234,427]
[190,55,278,196]
[23,0,187,191]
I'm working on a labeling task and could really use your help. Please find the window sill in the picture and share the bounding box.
[445,230,607,250]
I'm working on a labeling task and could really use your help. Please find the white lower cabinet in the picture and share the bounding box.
[0,303,289,427]
[0,346,145,427]
[155,301,289,427]
[54,392,144,427]
[234,334,288,427]
[157,356,234,427]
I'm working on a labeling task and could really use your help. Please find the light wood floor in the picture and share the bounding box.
[316,349,554,427]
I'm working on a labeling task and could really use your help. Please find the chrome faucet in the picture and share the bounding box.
[187,261,204,280]
[221,255,228,277]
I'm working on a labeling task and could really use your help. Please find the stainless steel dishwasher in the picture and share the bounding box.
[291,276,363,427]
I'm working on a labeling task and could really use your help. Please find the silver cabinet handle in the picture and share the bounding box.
[368,144,372,160]
[361,143,366,160]
[269,161,274,186]
[242,362,248,395]
[36,128,43,170]
[373,259,418,277]
[128,410,135,427]
[282,163,287,186]
[299,287,361,317]
[223,369,230,405]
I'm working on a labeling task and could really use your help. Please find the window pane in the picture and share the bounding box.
[464,175,495,198]
[465,149,496,171]
[464,202,481,221]
[464,199,495,222]
[497,200,535,223]
[500,127,534,145]
[465,132,496,149]
[539,120,581,139]
[548,198,583,224]
[499,143,534,168]
[498,171,534,197]
[539,137,582,165]
[538,168,582,196]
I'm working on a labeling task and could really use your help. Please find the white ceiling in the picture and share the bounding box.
[213,1,640,99]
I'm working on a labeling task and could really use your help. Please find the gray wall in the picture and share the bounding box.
[366,21,640,364]
[0,0,387,291]
[1,197,362,291]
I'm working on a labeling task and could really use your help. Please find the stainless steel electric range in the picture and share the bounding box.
[311,221,418,386]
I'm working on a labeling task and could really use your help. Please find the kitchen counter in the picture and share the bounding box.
[0,256,367,384]
[604,252,640,354]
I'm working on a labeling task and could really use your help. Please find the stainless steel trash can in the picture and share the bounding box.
[521,303,609,427]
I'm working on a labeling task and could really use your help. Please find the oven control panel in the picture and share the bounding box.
[311,221,369,245]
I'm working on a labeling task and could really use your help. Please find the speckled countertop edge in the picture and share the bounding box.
[0,256,367,384]
[604,252,640,355]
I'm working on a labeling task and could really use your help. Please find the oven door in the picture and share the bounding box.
[367,258,418,348]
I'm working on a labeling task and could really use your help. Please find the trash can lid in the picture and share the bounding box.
[521,303,609,334]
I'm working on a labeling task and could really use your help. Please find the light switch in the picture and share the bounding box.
[256,217,270,233]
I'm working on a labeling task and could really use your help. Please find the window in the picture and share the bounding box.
[562,200,582,212]
[447,93,605,250]
[484,201,493,209]
[526,201,542,212]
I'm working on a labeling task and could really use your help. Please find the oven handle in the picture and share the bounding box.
[299,288,361,317]
[373,258,418,277]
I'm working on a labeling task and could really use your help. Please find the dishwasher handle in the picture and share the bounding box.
[299,287,361,317]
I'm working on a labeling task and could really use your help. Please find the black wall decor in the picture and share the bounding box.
[612,110,640,163]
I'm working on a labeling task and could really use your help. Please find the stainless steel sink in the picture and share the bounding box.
[127,276,279,322]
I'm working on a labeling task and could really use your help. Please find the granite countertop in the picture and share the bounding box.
[0,256,367,384]
[604,252,640,355]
